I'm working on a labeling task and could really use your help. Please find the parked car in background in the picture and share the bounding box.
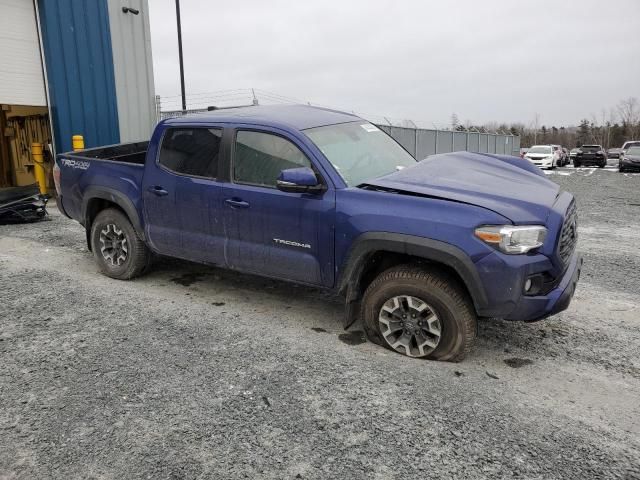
[569,148,580,162]
[607,147,622,159]
[550,145,568,166]
[574,145,607,168]
[621,141,640,154]
[619,145,640,172]
[524,145,560,169]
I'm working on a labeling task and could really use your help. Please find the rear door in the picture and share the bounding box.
[222,127,335,287]
[143,126,226,265]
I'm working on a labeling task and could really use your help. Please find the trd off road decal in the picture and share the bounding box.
[61,158,90,170]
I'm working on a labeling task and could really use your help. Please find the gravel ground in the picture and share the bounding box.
[1,166,639,479]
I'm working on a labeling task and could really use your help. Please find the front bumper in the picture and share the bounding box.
[619,158,640,170]
[504,250,582,321]
[527,157,554,168]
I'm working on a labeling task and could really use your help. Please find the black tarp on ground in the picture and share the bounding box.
[0,184,48,224]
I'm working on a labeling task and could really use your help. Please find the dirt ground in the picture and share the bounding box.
[1,165,639,479]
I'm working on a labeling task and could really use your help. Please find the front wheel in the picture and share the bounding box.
[90,208,152,280]
[361,266,477,362]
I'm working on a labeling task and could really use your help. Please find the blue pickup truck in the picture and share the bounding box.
[54,105,582,361]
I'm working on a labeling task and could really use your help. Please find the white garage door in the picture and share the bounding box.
[0,0,46,106]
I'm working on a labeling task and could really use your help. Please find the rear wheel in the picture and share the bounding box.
[90,208,152,280]
[361,265,476,362]
[574,161,581,168]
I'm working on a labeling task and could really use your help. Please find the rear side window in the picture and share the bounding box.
[233,130,311,188]
[159,128,222,178]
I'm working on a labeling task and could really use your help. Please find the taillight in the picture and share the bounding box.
[53,160,61,195]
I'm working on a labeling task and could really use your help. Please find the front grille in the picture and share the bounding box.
[558,201,578,265]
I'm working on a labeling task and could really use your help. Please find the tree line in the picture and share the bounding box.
[452,97,640,149]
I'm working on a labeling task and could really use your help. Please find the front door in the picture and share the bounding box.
[223,128,335,287]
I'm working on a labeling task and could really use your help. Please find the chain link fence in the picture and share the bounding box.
[376,125,519,158]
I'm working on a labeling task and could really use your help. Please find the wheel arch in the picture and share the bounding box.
[82,187,145,251]
[337,232,489,328]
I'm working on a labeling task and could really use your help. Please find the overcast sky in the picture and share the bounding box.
[148,0,640,127]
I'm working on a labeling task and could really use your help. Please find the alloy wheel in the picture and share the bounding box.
[99,223,128,266]
[378,295,442,357]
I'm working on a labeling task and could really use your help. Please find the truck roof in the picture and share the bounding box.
[162,104,361,131]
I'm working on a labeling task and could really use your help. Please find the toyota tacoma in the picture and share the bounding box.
[54,105,582,361]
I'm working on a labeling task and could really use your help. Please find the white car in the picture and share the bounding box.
[524,145,560,169]
[621,140,640,154]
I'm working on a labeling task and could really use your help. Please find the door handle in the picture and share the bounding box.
[148,185,168,196]
[225,198,250,209]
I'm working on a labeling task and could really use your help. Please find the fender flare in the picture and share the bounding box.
[337,232,489,327]
[82,186,145,248]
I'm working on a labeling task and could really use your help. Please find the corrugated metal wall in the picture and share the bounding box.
[107,0,156,143]
[37,0,120,153]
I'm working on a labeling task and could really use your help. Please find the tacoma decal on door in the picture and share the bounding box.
[273,238,311,249]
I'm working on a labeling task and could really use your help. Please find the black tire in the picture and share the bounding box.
[361,265,476,362]
[90,208,152,280]
[574,161,581,168]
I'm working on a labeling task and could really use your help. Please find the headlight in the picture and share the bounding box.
[475,225,547,254]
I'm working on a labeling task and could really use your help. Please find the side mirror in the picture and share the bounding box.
[276,167,324,194]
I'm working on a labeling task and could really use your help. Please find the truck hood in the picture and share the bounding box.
[362,152,560,224]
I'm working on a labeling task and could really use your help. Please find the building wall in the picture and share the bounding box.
[107,0,156,142]
[37,0,120,153]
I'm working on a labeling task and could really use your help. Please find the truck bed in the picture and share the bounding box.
[69,141,149,165]
[56,142,148,224]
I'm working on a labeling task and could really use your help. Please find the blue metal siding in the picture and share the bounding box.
[37,0,119,153]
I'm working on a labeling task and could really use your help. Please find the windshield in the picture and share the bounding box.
[528,146,552,154]
[582,145,601,151]
[623,141,640,150]
[627,146,640,155]
[304,122,416,186]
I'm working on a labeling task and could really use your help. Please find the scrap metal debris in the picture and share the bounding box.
[0,184,49,224]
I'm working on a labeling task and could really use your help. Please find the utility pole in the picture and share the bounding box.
[175,0,187,112]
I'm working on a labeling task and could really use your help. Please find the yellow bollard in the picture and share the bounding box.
[31,143,47,195]
[72,135,85,151]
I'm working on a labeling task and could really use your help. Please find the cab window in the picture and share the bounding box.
[233,130,311,188]
[158,128,222,178]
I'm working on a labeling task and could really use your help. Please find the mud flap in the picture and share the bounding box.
[343,293,383,345]
[343,298,360,330]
